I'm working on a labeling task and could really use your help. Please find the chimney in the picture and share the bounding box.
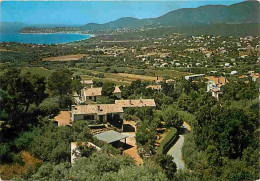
[98,105,101,111]
[157,76,159,80]
[140,97,143,103]
[130,100,132,105]
[71,105,76,111]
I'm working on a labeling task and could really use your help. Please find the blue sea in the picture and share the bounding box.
[0,33,91,45]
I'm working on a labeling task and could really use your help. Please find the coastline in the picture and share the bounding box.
[20,32,95,37]
[0,33,94,45]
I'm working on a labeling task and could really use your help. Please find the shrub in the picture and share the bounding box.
[157,127,177,154]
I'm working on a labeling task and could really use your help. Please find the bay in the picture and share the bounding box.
[0,33,91,45]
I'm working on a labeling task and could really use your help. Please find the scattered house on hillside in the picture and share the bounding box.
[238,75,248,79]
[113,86,122,98]
[175,62,181,67]
[184,74,205,81]
[153,63,160,67]
[224,63,230,67]
[206,76,228,100]
[160,63,168,68]
[238,75,249,83]
[251,73,259,82]
[82,87,102,102]
[206,76,228,92]
[230,70,238,75]
[240,55,248,59]
[166,79,175,84]
[71,98,156,124]
[146,85,162,92]
[81,86,121,102]
[81,80,93,88]
[210,71,218,74]
[71,104,124,123]
[205,53,211,58]
[115,98,156,108]
[211,88,221,100]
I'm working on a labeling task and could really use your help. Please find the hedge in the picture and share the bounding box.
[157,127,177,154]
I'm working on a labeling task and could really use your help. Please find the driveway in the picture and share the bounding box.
[122,120,143,165]
[122,131,143,165]
[167,123,189,169]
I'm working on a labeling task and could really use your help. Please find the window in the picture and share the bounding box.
[84,115,94,120]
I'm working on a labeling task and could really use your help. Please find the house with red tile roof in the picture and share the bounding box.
[72,104,124,123]
[81,86,121,102]
[81,79,93,88]
[206,76,228,100]
[115,98,156,108]
[71,98,156,123]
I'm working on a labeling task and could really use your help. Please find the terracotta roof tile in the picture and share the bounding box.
[84,87,102,97]
[73,104,124,115]
[115,99,156,108]
[84,86,121,96]
[81,80,93,85]
[113,86,121,93]
[206,76,228,86]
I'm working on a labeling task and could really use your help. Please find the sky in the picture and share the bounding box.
[0,1,243,25]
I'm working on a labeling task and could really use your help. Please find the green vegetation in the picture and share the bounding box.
[157,127,177,154]
[162,107,184,128]
[0,2,259,179]
[16,153,167,181]
[0,68,87,179]
[155,154,177,180]
[180,80,259,180]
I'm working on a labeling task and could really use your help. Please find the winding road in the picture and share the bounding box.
[167,122,190,170]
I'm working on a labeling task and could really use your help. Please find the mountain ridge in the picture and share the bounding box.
[81,1,259,30]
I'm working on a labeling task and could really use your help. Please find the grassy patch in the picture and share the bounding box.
[21,67,52,77]
[0,67,52,78]
[145,69,190,78]
[157,127,177,154]
[70,66,190,85]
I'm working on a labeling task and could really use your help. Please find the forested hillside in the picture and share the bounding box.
[81,1,259,30]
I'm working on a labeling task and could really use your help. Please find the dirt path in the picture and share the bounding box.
[122,133,143,165]
[122,120,143,165]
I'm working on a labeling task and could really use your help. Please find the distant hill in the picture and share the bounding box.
[81,1,259,30]
[81,17,154,31]
[0,22,83,34]
[169,23,260,37]
[19,1,259,36]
